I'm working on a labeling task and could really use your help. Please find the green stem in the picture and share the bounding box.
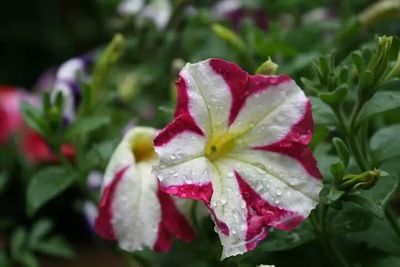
[165,0,192,30]
[320,205,350,267]
[333,106,369,171]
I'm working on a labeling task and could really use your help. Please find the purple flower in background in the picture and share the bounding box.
[213,0,268,31]
[87,170,103,192]
[51,54,94,122]
[83,201,99,230]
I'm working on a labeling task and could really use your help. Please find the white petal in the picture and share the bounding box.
[155,131,206,167]
[181,60,233,135]
[208,162,249,258]
[112,162,161,251]
[154,156,212,190]
[102,127,157,191]
[230,78,308,147]
[226,150,322,206]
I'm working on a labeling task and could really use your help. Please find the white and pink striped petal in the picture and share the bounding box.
[95,127,195,252]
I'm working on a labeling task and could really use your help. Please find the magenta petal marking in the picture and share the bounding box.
[254,101,322,179]
[153,186,196,252]
[160,183,213,202]
[235,172,304,251]
[154,114,203,147]
[206,203,230,236]
[209,58,248,126]
[95,166,129,240]
[209,58,291,126]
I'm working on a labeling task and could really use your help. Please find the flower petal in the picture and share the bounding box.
[154,118,212,202]
[96,127,195,252]
[229,76,311,147]
[208,158,320,258]
[153,156,213,202]
[177,59,247,135]
[96,163,161,251]
[154,188,196,252]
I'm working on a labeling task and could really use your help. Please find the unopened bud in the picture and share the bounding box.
[256,57,279,75]
[211,23,246,53]
[386,51,400,79]
[338,169,380,192]
[368,35,393,83]
[118,73,140,101]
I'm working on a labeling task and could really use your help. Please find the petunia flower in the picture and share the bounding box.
[0,86,74,163]
[95,127,195,252]
[153,59,323,258]
[0,86,27,145]
[213,0,269,31]
[51,54,93,123]
[20,129,74,163]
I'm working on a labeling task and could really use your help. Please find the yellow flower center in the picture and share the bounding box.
[131,131,157,162]
[205,133,236,162]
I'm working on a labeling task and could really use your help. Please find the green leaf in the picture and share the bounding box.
[370,124,400,161]
[10,228,27,259]
[258,220,317,251]
[318,85,348,107]
[330,205,373,233]
[0,172,8,194]
[358,171,399,211]
[28,219,54,249]
[0,250,9,267]
[342,194,384,219]
[351,50,365,74]
[358,91,400,123]
[330,161,345,181]
[320,186,345,207]
[20,101,48,136]
[18,253,39,267]
[365,256,400,267]
[64,116,111,139]
[349,216,400,255]
[27,167,75,216]
[358,70,375,102]
[36,237,74,258]
[333,137,350,167]
[310,96,336,125]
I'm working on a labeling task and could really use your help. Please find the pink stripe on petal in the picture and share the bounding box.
[160,183,213,202]
[174,74,190,118]
[209,59,248,126]
[154,114,203,146]
[95,166,129,240]
[209,59,292,126]
[280,100,313,145]
[153,187,196,252]
[205,203,230,236]
[235,172,304,251]
[254,101,322,179]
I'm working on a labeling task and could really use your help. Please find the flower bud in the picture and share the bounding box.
[255,57,279,75]
[367,35,392,84]
[211,23,246,53]
[337,169,380,192]
[386,51,400,79]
